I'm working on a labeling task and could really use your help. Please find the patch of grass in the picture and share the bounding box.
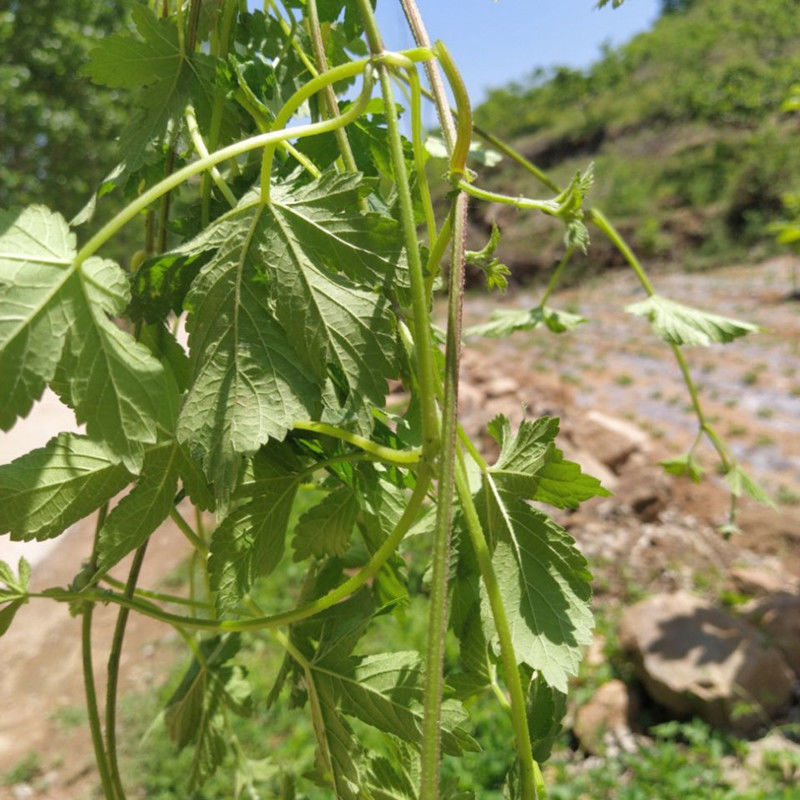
[726,423,748,437]
[741,370,759,386]
[777,485,800,506]
[546,719,794,800]
[614,373,634,386]
[756,407,774,419]
[51,704,87,731]
[2,752,42,786]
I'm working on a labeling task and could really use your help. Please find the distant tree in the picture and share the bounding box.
[0,0,132,217]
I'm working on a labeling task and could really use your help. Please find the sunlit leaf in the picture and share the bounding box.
[626,294,759,347]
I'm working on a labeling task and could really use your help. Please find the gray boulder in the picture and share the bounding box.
[620,591,794,733]
[741,592,800,676]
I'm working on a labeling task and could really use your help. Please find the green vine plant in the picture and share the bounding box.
[0,1,769,797]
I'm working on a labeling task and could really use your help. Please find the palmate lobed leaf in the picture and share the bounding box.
[0,433,131,542]
[473,415,598,691]
[316,650,476,757]
[178,204,320,493]
[488,415,611,509]
[478,482,593,692]
[307,672,363,800]
[176,171,402,493]
[164,634,250,790]
[625,293,760,347]
[293,486,359,561]
[208,444,303,613]
[0,205,178,471]
[724,463,775,508]
[84,4,184,90]
[465,305,586,339]
[95,440,181,571]
[80,4,224,207]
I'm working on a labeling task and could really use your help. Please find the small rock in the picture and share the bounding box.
[584,635,607,668]
[484,376,520,398]
[731,566,799,597]
[745,732,800,772]
[571,411,650,473]
[625,471,671,522]
[620,591,794,733]
[12,785,34,800]
[573,679,639,755]
[559,442,619,493]
[741,592,800,675]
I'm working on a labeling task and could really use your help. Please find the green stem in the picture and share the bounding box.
[259,44,433,197]
[419,190,468,799]
[306,0,360,179]
[473,123,560,193]
[670,344,732,468]
[100,575,211,611]
[357,0,440,460]
[424,207,453,299]
[185,103,238,207]
[170,507,209,555]
[406,64,437,245]
[587,207,734,468]
[259,56,370,198]
[454,455,538,800]
[457,180,559,215]
[431,42,472,177]
[539,247,574,307]
[74,70,375,267]
[202,0,237,226]
[231,81,322,176]
[587,208,657,296]
[82,504,116,800]
[83,608,117,800]
[399,0,457,150]
[105,543,149,800]
[292,420,422,465]
[39,469,432,633]
[457,422,489,471]
[267,0,319,75]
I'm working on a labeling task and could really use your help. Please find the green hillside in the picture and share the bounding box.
[471,0,800,278]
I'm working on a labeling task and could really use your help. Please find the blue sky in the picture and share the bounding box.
[374,0,661,102]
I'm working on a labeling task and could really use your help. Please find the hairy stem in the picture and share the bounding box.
[83,608,117,800]
[399,0,457,150]
[100,575,212,610]
[539,247,574,307]
[419,189,468,799]
[406,64,437,245]
[457,180,559,214]
[185,103,238,207]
